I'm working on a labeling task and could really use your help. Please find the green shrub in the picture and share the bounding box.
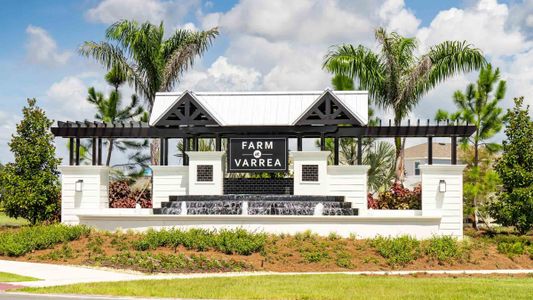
[527,246,533,260]
[424,236,466,264]
[133,228,267,255]
[335,251,353,268]
[370,236,421,267]
[94,251,251,273]
[497,242,526,258]
[39,243,75,261]
[0,224,90,257]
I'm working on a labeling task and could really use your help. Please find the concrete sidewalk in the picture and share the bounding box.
[1,259,533,288]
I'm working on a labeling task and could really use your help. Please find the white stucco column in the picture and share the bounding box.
[291,151,330,195]
[59,166,110,225]
[420,164,466,238]
[151,165,189,208]
[187,151,225,195]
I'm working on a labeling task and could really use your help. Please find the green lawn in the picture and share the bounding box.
[0,212,28,227]
[20,274,533,299]
[0,271,38,282]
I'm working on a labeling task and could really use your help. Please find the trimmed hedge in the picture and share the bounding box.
[133,228,267,255]
[0,224,90,257]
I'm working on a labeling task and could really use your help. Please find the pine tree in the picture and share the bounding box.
[0,99,61,224]
[489,97,533,234]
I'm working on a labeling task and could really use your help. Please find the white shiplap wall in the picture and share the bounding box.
[151,166,189,208]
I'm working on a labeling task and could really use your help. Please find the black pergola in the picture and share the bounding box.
[52,119,475,167]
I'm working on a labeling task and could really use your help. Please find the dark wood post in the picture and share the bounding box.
[183,137,189,166]
[92,138,97,165]
[297,136,303,151]
[333,137,339,165]
[75,138,80,166]
[451,136,457,165]
[215,135,222,151]
[428,137,433,165]
[357,137,362,165]
[69,137,74,165]
[320,135,325,151]
[164,138,169,165]
[159,138,165,165]
[193,137,199,151]
[97,138,102,166]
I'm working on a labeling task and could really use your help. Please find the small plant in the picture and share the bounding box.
[424,236,468,264]
[328,232,341,241]
[335,251,353,268]
[497,242,526,258]
[370,235,421,267]
[302,250,329,263]
[87,235,105,257]
[39,243,75,261]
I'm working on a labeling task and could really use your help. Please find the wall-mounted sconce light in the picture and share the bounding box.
[75,179,83,192]
[439,179,446,193]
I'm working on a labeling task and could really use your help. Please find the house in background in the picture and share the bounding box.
[404,142,463,188]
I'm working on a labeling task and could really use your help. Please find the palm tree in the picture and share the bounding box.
[79,20,219,163]
[323,27,486,181]
[87,87,146,166]
[80,21,218,105]
[435,64,506,167]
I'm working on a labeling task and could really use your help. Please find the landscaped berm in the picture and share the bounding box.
[0,224,532,299]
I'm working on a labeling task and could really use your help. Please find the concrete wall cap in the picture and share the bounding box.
[186,151,226,159]
[290,151,331,159]
[419,164,466,174]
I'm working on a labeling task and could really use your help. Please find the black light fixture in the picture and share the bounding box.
[75,179,83,192]
[439,179,446,193]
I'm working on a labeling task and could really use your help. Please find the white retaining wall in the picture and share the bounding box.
[60,154,466,239]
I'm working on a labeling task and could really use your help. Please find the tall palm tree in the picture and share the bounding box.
[323,27,486,181]
[79,20,219,163]
[435,64,506,166]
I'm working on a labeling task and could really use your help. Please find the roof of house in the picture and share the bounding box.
[404,142,458,159]
[149,89,369,126]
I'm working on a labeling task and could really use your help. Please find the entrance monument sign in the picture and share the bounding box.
[228,138,287,172]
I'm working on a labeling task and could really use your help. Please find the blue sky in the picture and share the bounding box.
[0,0,531,164]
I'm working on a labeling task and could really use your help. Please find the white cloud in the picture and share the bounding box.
[46,76,96,121]
[379,0,420,35]
[86,0,201,30]
[25,25,71,67]
[416,0,527,57]
[180,56,260,91]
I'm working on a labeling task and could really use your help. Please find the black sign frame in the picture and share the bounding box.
[227,138,288,173]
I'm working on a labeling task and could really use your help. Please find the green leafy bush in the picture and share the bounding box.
[424,236,468,264]
[488,97,533,234]
[370,236,421,266]
[497,242,526,258]
[374,182,421,209]
[0,224,90,257]
[133,228,267,255]
[94,251,251,273]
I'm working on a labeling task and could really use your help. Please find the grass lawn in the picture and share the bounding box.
[0,212,28,227]
[0,271,38,282]
[20,274,533,299]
